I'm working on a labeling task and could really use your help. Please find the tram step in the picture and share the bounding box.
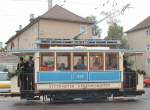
[26,96,40,100]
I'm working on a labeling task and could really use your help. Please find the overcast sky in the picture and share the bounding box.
[0,0,150,45]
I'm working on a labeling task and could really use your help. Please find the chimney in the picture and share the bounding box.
[48,0,53,10]
[29,14,35,22]
[19,25,22,30]
[16,25,22,33]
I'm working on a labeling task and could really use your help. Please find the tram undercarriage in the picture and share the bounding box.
[40,89,144,102]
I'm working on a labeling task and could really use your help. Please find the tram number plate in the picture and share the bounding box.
[76,75,84,79]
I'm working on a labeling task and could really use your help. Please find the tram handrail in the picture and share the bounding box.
[34,39,121,46]
[123,71,137,89]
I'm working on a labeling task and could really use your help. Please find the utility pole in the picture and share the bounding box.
[48,0,53,10]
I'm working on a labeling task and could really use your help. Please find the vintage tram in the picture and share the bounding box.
[10,39,145,101]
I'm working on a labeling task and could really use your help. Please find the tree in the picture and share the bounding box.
[86,16,101,37]
[120,37,129,49]
[107,23,123,40]
[106,22,129,49]
[0,46,6,52]
[0,48,5,52]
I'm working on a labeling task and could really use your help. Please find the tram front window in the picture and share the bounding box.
[105,53,119,70]
[40,53,54,71]
[74,53,87,71]
[57,53,71,71]
[90,53,104,71]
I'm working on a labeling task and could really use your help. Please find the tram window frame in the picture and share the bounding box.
[105,52,119,70]
[40,53,54,71]
[56,52,71,71]
[73,52,88,71]
[89,52,104,71]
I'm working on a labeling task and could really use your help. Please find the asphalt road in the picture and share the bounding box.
[0,88,150,110]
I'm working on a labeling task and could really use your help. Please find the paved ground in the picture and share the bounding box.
[0,88,150,110]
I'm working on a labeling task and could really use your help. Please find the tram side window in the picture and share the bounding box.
[74,53,87,71]
[57,53,71,71]
[90,53,104,71]
[40,53,54,71]
[105,53,119,70]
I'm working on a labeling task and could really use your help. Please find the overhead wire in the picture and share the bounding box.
[73,3,130,39]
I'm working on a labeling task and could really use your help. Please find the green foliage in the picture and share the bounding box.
[106,23,129,49]
[137,69,146,76]
[0,48,5,52]
[120,37,129,49]
[127,60,134,67]
[0,46,6,52]
[107,23,123,40]
[86,16,101,37]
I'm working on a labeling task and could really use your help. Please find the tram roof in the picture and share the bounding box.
[8,47,145,56]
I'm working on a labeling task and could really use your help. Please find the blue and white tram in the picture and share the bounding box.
[10,46,145,100]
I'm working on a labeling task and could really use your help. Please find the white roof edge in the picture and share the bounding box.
[49,46,110,50]
[8,48,146,54]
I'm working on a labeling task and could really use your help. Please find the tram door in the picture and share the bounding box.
[123,72,137,89]
[123,60,137,89]
[20,72,34,91]
[19,72,35,99]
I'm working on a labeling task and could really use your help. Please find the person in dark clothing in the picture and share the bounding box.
[74,59,86,70]
[26,56,34,73]
[26,56,34,90]
[123,60,128,71]
[17,57,26,90]
[123,59,136,88]
[17,57,26,71]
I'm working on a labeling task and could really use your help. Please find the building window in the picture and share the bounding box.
[80,25,86,34]
[145,29,150,37]
[146,59,150,65]
[146,45,150,51]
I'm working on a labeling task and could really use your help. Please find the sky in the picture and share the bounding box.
[0,0,150,46]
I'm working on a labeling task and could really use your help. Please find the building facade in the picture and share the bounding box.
[126,16,150,77]
[6,5,93,50]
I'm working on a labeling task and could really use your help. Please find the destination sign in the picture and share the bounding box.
[37,83,121,90]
